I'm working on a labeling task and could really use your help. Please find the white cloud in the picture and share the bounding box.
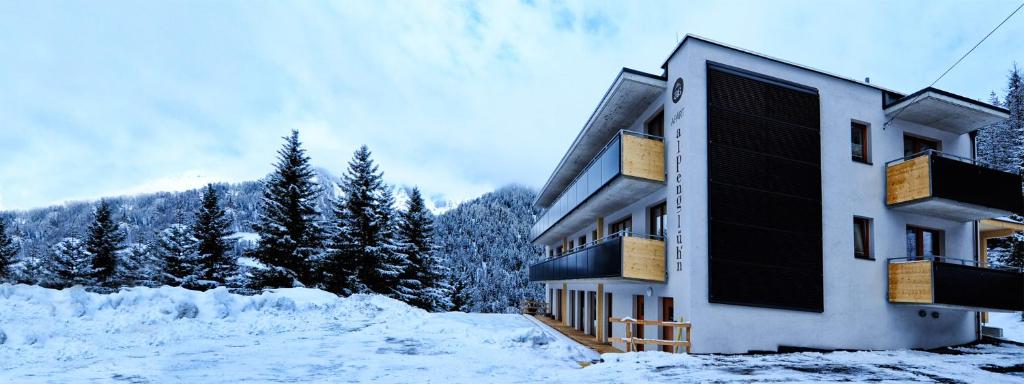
[0,1,1021,211]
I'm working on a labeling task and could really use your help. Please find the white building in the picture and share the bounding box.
[529,35,1024,354]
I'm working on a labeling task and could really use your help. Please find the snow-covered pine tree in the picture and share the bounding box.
[323,146,406,297]
[157,224,204,288]
[49,237,97,287]
[249,130,325,289]
[378,186,413,301]
[396,187,452,311]
[193,184,236,285]
[0,217,18,282]
[434,185,543,313]
[984,64,1024,271]
[116,243,163,287]
[85,200,125,287]
[16,246,53,287]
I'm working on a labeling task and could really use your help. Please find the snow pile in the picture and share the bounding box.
[0,284,589,383]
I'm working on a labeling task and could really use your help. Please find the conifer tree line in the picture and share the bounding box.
[979,64,1024,271]
[0,130,460,312]
[245,131,452,311]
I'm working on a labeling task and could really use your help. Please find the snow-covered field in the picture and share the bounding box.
[1,284,1023,383]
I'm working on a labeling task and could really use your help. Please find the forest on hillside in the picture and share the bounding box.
[0,132,542,313]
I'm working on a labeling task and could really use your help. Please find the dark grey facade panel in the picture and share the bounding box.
[706,62,824,313]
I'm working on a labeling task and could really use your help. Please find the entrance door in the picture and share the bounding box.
[568,290,575,325]
[587,292,597,336]
[661,297,675,352]
[633,295,645,351]
[605,292,613,342]
[577,291,585,332]
[555,289,562,321]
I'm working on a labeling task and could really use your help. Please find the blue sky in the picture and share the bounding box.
[1,0,1023,211]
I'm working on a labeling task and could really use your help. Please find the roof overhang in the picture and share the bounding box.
[884,87,1009,134]
[534,69,666,208]
[980,217,1024,237]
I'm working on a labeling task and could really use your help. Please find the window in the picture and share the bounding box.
[903,134,940,157]
[646,110,665,138]
[853,216,873,260]
[906,226,943,260]
[649,202,668,239]
[555,246,563,256]
[851,121,870,163]
[610,217,632,236]
[567,240,574,251]
[591,230,598,242]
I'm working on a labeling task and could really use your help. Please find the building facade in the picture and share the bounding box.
[528,35,1024,354]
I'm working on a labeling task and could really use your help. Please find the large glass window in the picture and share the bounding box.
[649,202,667,239]
[903,134,940,157]
[610,216,632,236]
[906,225,942,260]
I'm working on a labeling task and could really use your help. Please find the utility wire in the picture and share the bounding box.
[885,1,1024,128]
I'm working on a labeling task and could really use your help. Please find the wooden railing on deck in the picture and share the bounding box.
[520,300,549,315]
[608,317,692,353]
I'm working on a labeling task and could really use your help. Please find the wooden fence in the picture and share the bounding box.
[608,317,692,353]
[520,300,549,315]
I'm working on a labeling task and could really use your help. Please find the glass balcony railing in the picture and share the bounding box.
[531,130,664,241]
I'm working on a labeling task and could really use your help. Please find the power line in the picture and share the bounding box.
[885,1,1024,128]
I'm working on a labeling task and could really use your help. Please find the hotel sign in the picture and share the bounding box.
[669,78,684,272]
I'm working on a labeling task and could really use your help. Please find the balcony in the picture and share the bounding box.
[531,130,665,243]
[888,257,1023,311]
[885,150,1023,222]
[529,233,666,283]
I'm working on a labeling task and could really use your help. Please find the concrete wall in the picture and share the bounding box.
[665,38,975,353]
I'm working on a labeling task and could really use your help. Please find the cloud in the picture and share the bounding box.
[0,0,1021,211]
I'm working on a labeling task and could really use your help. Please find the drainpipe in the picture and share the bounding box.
[970,130,982,341]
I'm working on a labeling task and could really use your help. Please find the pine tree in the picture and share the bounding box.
[117,243,163,287]
[378,187,412,301]
[0,218,18,282]
[323,146,406,296]
[193,184,235,285]
[249,130,324,289]
[396,187,452,311]
[50,237,96,287]
[157,224,204,288]
[85,200,125,286]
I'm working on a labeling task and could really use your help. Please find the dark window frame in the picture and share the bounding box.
[851,120,871,164]
[853,216,873,260]
[646,110,665,138]
[906,225,944,260]
[903,133,941,157]
[610,216,633,236]
[648,201,668,239]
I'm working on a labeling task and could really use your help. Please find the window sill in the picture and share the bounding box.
[851,158,873,166]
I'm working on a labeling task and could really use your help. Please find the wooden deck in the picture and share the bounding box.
[528,314,622,354]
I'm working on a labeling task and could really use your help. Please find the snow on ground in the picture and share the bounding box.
[991,311,1024,342]
[0,284,590,383]
[1,284,1023,383]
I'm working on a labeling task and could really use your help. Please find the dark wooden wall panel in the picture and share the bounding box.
[707,63,823,312]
